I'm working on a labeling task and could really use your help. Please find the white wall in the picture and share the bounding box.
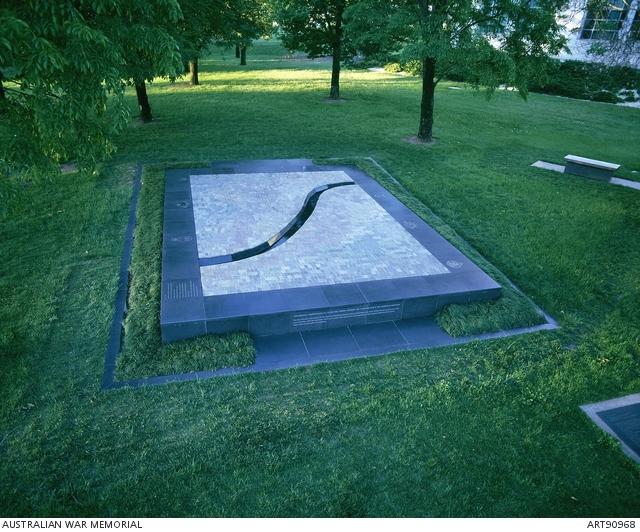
[554,0,640,66]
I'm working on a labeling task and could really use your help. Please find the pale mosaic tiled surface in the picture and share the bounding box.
[190,171,450,296]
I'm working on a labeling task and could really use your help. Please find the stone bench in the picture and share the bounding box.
[564,154,620,180]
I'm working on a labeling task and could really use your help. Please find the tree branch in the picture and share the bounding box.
[4,86,63,100]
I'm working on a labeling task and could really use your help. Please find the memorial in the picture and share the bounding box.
[161,159,501,343]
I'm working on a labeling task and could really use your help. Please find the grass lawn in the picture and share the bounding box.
[1,40,639,516]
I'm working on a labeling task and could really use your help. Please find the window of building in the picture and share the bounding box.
[630,9,640,39]
[580,0,630,39]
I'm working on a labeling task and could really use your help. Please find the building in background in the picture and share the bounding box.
[557,0,640,67]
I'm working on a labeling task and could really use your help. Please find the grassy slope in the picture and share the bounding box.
[1,40,639,516]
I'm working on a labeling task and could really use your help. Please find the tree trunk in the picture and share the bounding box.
[0,75,5,114]
[329,43,342,99]
[184,61,190,74]
[235,43,241,58]
[328,8,343,99]
[240,46,247,65]
[417,58,436,142]
[189,58,199,85]
[135,81,152,123]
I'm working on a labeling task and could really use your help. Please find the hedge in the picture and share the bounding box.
[384,58,640,103]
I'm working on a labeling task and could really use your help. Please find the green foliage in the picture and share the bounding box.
[175,0,227,63]
[0,2,126,176]
[345,0,569,91]
[384,60,424,76]
[590,90,621,104]
[100,1,183,86]
[274,0,349,57]
[345,0,570,138]
[528,59,640,102]
[0,0,182,177]
[383,62,402,73]
[221,0,273,49]
[402,59,423,76]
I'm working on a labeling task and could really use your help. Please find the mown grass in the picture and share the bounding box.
[1,40,639,517]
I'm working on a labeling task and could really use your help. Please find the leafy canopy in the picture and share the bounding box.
[274,0,349,56]
[345,0,570,94]
[0,0,182,177]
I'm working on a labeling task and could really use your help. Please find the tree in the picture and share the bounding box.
[0,0,183,176]
[225,0,273,66]
[1,1,126,176]
[104,2,183,122]
[274,0,350,99]
[345,0,569,141]
[176,0,228,85]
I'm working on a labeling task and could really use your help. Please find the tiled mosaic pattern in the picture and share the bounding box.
[190,171,352,257]
[190,171,450,296]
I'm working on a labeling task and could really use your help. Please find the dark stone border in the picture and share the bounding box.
[101,164,142,389]
[581,394,640,464]
[161,159,502,341]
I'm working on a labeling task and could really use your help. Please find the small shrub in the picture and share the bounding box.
[528,59,640,101]
[590,90,621,103]
[383,62,402,73]
[402,59,423,76]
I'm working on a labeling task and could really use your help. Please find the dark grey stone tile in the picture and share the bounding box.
[164,190,191,204]
[205,293,250,318]
[357,280,398,303]
[249,312,293,336]
[321,283,366,306]
[254,332,308,358]
[395,317,453,347]
[401,296,439,319]
[597,403,640,456]
[161,296,205,323]
[163,244,199,262]
[161,320,206,342]
[163,278,203,300]
[350,322,407,351]
[277,287,329,311]
[365,301,403,324]
[301,328,359,357]
[206,316,249,334]
[163,257,200,280]
[163,233,198,252]
[164,207,194,224]
[163,220,194,238]
[293,304,370,329]
[165,178,190,193]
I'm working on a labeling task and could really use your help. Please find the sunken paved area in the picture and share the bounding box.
[160,159,501,343]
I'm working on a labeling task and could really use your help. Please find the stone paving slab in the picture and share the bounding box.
[581,394,640,464]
